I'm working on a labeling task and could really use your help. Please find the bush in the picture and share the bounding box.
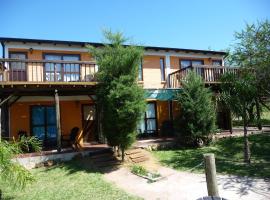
[17,136,42,153]
[130,165,148,176]
[174,71,216,147]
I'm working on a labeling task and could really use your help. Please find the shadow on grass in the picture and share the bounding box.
[40,156,122,176]
[154,133,270,178]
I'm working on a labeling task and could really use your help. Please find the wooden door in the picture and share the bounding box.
[82,104,97,142]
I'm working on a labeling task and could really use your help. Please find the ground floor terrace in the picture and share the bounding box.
[1,86,232,150]
[0,86,183,150]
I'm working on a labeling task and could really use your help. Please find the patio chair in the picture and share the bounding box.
[61,127,80,149]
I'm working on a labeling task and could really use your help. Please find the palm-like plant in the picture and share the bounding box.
[0,137,40,196]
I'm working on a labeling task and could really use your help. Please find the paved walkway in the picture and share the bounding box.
[104,166,270,200]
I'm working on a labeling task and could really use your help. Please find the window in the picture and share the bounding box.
[180,59,204,69]
[212,60,222,66]
[160,58,165,81]
[137,102,157,136]
[9,52,27,81]
[31,106,57,147]
[44,54,80,82]
[138,59,143,81]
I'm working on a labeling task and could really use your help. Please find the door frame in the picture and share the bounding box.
[30,105,57,146]
[81,103,98,141]
[144,101,158,135]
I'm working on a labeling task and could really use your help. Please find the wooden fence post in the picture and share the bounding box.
[204,153,219,197]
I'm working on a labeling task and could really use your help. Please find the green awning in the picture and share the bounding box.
[144,89,181,101]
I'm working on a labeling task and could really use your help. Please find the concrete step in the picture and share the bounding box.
[125,149,143,155]
[131,156,149,163]
[89,152,113,159]
[129,153,145,159]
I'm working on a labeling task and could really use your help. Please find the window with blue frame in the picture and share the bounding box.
[31,106,57,147]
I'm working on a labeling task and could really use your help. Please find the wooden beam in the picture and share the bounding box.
[8,96,21,107]
[0,94,14,106]
[55,90,62,152]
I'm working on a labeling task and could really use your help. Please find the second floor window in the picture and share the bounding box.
[9,52,27,81]
[180,60,204,69]
[212,60,222,66]
[138,59,143,81]
[44,54,80,82]
[160,58,165,81]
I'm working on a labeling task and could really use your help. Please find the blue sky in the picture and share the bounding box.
[0,0,269,51]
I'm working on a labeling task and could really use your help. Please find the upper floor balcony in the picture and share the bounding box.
[168,65,239,88]
[0,58,239,90]
[0,58,97,86]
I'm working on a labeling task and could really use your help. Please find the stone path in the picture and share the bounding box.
[104,166,270,200]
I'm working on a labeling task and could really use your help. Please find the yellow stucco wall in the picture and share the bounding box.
[10,100,92,140]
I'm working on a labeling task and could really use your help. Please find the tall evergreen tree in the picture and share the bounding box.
[175,71,216,146]
[88,31,146,161]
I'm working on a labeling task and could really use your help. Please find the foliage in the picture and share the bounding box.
[0,140,34,191]
[87,30,146,161]
[174,71,216,146]
[131,165,148,176]
[152,133,270,178]
[0,159,141,200]
[17,136,42,153]
[220,69,258,163]
[226,20,270,106]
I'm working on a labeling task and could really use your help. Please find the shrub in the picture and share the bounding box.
[17,136,42,153]
[174,71,216,147]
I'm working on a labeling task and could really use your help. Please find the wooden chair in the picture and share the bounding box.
[61,127,80,149]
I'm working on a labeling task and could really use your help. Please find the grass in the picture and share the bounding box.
[152,133,270,178]
[233,107,270,127]
[0,158,141,200]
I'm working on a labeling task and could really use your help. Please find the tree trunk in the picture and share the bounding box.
[255,99,262,130]
[117,146,121,157]
[121,147,125,162]
[243,115,251,164]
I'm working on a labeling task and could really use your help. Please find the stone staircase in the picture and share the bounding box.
[125,148,149,163]
[89,149,121,169]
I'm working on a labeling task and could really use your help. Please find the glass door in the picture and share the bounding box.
[31,106,57,148]
[137,102,157,136]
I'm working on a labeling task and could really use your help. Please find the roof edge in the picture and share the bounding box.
[0,37,227,56]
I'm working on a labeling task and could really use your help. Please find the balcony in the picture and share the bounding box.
[0,58,97,86]
[168,65,239,88]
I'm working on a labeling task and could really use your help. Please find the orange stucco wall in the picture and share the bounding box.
[10,100,92,139]
[142,55,167,89]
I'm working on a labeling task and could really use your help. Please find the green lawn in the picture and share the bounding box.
[0,158,140,200]
[152,133,270,178]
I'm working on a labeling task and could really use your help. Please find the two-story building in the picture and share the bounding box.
[0,37,233,150]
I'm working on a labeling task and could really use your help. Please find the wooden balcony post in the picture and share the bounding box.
[55,90,61,152]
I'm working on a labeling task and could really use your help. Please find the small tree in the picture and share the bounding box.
[88,31,146,161]
[220,70,257,163]
[226,20,270,128]
[175,71,216,147]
